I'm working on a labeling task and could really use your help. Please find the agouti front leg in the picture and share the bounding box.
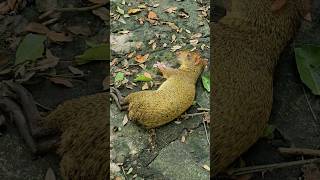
[157,65,179,79]
[0,82,59,154]
[110,87,128,111]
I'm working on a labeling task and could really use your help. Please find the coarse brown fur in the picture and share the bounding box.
[211,0,304,176]
[124,51,207,128]
[42,92,109,180]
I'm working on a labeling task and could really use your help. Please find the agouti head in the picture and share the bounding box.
[227,0,310,33]
[176,51,207,78]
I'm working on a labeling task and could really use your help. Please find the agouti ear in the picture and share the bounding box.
[270,0,287,12]
[300,0,312,22]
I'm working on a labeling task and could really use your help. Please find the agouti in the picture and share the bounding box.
[211,0,306,175]
[124,51,207,128]
[42,92,109,180]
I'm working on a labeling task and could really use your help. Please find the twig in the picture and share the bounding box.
[120,166,128,180]
[228,158,320,176]
[197,108,210,111]
[35,102,52,111]
[279,147,320,157]
[42,17,59,26]
[202,119,210,145]
[302,86,319,127]
[181,112,208,118]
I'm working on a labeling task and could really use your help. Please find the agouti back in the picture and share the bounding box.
[42,93,109,180]
[125,51,207,128]
[211,0,305,175]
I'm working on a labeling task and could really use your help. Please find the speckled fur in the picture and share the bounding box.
[43,93,108,180]
[211,0,303,175]
[125,51,206,128]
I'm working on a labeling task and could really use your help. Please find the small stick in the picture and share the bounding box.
[181,112,208,118]
[197,108,210,111]
[42,17,59,26]
[228,158,320,176]
[279,147,320,157]
[120,166,128,180]
[202,120,210,145]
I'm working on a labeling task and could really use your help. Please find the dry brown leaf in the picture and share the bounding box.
[135,54,149,63]
[271,0,287,12]
[147,11,158,20]
[128,8,142,15]
[49,77,73,88]
[47,31,73,42]
[164,7,177,14]
[143,72,152,79]
[25,22,50,34]
[92,7,109,21]
[67,25,91,36]
[163,22,180,32]
[202,165,210,171]
[7,0,17,10]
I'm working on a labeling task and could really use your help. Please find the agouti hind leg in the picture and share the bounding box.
[110,87,128,110]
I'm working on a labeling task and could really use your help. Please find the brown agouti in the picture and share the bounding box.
[123,51,207,128]
[211,0,307,175]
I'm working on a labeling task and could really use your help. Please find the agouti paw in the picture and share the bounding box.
[153,61,167,71]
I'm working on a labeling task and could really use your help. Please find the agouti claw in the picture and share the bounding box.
[110,87,128,111]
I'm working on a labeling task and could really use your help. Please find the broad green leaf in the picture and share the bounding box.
[201,73,210,92]
[294,45,320,95]
[134,74,152,82]
[115,72,124,82]
[75,44,109,65]
[15,33,46,65]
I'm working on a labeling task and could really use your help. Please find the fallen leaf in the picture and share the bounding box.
[67,25,91,36]
[122,114,128,126]
[181,136,186,143]
[134,73,152,82]
[0,2,10,15]
[202,165,210,171]
[75,44,109,65]
[92,7,109,21]
[47,31,73,42]
[128,8,142,15]
[116,6,125,15]
[45,168,56,180]
[115,72,125,83]
[147,11,158,20]
[15,33,46,65]
[126,167,133,175]
[134,54,149,63]
[163,21,180,32]
[25,22,49,34]
[190,39,198,46]
[142,82,149,90]
[170,45,182,52]
[191,33,202,39]
[68,66,84,76]
[164,7,177,14]
[201,73,210,92]
[49,77,73,88]
[143,72,152,79]
[7,0,17,11]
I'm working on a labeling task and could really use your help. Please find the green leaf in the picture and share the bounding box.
[15,33,46,65]
[115,72,125,82]
[74,44,110,65]
[201,73,210,92]
[262,125,275,139]
[294,45,320,95]
[133,74,152,82]
[116,6,125,15]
